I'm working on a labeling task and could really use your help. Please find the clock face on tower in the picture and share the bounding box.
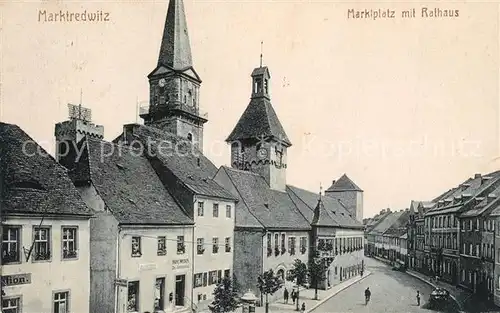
[159,78,166,87]
[257,148,268,160]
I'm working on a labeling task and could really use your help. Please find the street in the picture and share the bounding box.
[312,258,460,313]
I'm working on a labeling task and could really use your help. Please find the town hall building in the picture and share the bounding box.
[214,60,365,303]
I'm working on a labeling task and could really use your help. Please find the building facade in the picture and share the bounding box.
[192,196,235,311]
[458,185,500,297]
[59,135,196,313]
[404,171,500,309]
[55,1,238,312]
[490,207,500,307]
[1,123,93,313]
[214,62,364,304]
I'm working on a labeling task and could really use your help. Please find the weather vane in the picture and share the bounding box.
[260,41,264,67]
[68,89,92,122]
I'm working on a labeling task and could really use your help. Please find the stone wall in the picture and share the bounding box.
[233,228,263,298]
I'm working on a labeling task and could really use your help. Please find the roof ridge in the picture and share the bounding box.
[286,185,316,214]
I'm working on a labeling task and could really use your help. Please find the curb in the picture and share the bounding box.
[405,271,466,313]
[306,272,373,313]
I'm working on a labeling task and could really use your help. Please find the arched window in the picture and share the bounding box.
[277,269,285,282]
[187,133,193,142]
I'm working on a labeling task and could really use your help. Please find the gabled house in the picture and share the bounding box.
[59,134,196,313]
[55,1,238,312]
[367,211,403,259]
[458,183,500,296]
[1,122,93,313]
[424,172,500,285]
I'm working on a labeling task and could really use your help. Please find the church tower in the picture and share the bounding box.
[226,65,292,192]
[140,0,207,151]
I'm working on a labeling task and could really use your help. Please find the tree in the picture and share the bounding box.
[208,277,240,313]
[257,269,282,313]
[287,259,308,311]
[309,257,327,300]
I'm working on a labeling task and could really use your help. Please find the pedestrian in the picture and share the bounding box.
[291,290,296,305]
[416,290,420,306]
[284,288,289,304]
[301,302,306,313]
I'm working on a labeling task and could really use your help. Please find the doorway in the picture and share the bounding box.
[175,275,185,306]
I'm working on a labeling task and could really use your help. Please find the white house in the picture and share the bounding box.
[1,122,92,313]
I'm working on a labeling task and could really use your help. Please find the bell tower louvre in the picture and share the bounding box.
[140,0,207,151]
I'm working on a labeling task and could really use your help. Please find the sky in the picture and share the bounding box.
[1,1,499,218]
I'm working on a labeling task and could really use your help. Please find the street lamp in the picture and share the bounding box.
[241,290,258,313]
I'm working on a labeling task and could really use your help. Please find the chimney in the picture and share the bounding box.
[474,173,482,179]
[331,180,336,185]
[461,183,471,191]
[462,193,472,201]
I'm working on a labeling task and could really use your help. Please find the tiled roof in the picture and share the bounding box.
[220,167,310,230]
[427,171,500,216]
[460,184,500,217]
[489,202,500,216]
[326,174,363,192]
[225,97,292,146]
[214,167,263,229]
[0,122,92,217]
[311,198,334,227]
[410,200,435,218]
[384,210,410,237]
[79,137,194,225]
[126,124,237,201]
[369,211,404,235]
[287,185,363,229]
[364,211,392,232]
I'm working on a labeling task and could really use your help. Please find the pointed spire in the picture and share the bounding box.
[158,0,193,69]
[260,41,264,67]
[312,183,325,226]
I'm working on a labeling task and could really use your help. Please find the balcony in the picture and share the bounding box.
[139,102,208,119]
[442,248,458,256]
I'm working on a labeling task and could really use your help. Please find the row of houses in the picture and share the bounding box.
[0,1,365,312]
[365,171,500,308]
